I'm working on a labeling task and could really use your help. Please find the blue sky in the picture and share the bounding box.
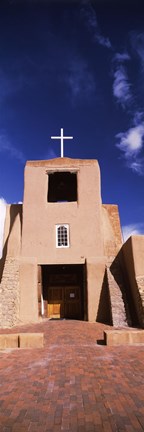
[0,0,144,240]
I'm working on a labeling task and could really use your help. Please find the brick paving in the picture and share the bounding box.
[0,320,144,431]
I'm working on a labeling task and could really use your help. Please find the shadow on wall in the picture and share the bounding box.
[96,269,112,325]
[0,205,22,283]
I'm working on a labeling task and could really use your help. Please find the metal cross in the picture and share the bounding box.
[51,128,73,158]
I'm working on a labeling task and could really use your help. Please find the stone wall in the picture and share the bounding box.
[135,276,144,327]
[106,266,130,327]
[0,258,20,328]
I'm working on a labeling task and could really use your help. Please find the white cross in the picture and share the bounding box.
[51,128,73,158]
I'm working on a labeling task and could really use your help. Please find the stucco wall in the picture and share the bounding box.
[21,158,104,264]
[102,204,123,259]
[19,258,38,324]
[3,204,22,257]
[0,159,125,327]
[86,258,106,322]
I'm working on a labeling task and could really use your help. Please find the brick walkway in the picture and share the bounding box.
[0,320,144,431]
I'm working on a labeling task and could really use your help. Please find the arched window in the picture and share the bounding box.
[56,224,69,248]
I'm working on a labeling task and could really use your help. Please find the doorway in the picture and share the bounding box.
[42,264,86,320]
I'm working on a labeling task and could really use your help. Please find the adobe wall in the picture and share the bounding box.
[19,258,38,324]
[21,158,104,264]
[0,160,124,327]
[86,258,106,322]
[102,204,123,259]
[3,204,22,257]
[122,236,144,327]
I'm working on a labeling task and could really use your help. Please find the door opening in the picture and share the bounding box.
[42,264,86,320]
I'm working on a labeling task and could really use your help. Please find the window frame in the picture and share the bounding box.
[56,224,70,248]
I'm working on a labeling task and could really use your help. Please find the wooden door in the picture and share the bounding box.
[47,285,81,319]
[47,286,64,318]
[64,286,81,319]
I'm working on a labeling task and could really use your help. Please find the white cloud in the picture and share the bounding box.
[80,0,112,49]
[113,66,132,106]
[113,44,144,173]
[116,114,144,175]
[122,223,144,241]
[130,32,144,66]
[127,159,144,175]
[46,147,58,159]
[95,34,111,49]
[66,59,96,102]
[0,198,7,259]
[80,0,98,30]
[0,134,25,163]
[114,52,131,62]
[133,111,144,126]
[116,124,144,155]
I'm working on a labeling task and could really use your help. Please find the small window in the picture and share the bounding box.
[48,171,77,202]
[56,224,70,248]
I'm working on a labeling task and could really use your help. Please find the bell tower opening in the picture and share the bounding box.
[47,171,77,202]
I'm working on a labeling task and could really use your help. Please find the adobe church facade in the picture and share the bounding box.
[0,157,144,328]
